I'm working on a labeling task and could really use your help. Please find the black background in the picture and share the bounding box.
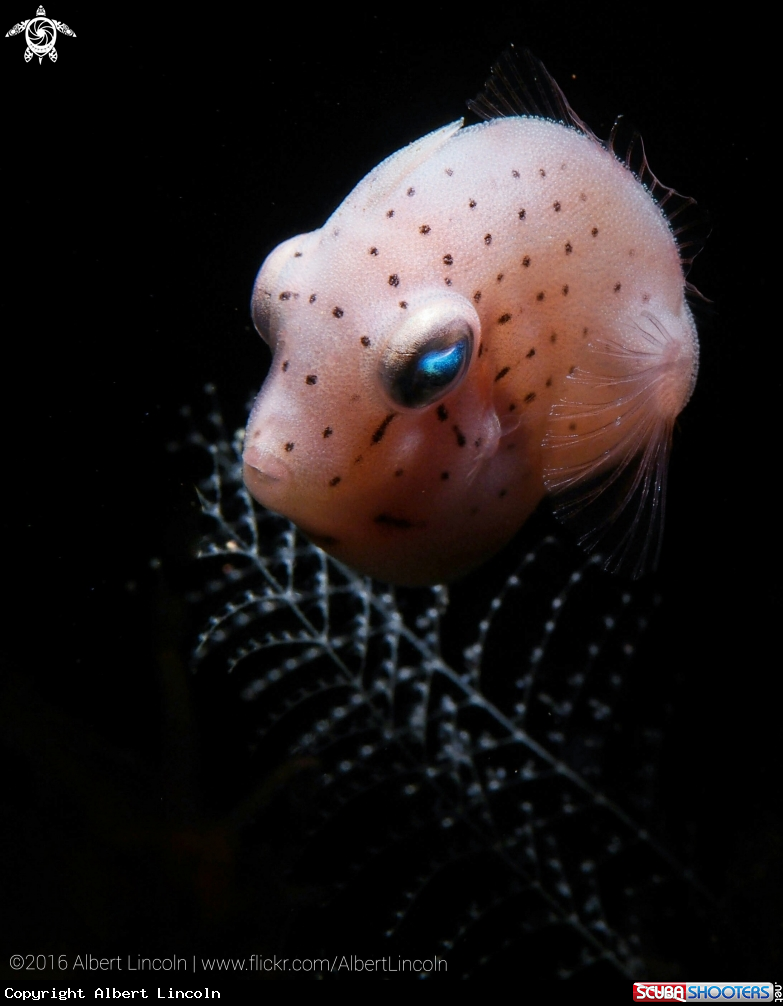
[2,3,779,989]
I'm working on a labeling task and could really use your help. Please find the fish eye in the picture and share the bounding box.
[384,330,472,408]
[379,297,478,410]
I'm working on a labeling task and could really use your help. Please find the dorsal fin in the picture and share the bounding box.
[609,115,710,282]
[467,46,598,141]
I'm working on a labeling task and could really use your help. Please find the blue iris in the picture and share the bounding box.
[417,340,467,387]
[385,328,473,408]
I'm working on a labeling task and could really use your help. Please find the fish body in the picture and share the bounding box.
[243,58,699,585]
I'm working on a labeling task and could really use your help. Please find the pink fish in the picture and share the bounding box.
[242,51,701,585]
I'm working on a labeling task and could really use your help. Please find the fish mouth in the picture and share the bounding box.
[242,446,290,483]
[242,451,293,514]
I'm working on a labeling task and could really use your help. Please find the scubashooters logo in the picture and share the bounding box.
[5,6,76,63]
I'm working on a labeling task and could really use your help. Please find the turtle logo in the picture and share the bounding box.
[5,5,76,63]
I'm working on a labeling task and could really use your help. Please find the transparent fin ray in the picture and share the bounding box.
[608,116,709,279]
[543,314,684,579]
[467,46,597,141]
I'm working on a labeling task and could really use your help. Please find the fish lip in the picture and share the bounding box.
[242,445,290,483]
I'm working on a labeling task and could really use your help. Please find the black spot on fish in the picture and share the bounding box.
[399,301,408,309]
[323,427,333,438]
[526,348,535,358]
[484,233,492,245]
[553,201,561,212]
[509,403,516,412]
[371,413,396,444]
[522,256,531,267]
[453,425,466,447]
[469,199,477,208]
[591,227,599,237]
[441,471,449,480]
[444,278,452,286]
[499,488,507,498]
[419,225,431,234]
[285,442,294,452]
[565,241,572,254]
[539,168,546,177]
[445,167,453,176]
[361,335,371,347]
[524,392,536,403]
[279,291,293,301]
[498,313,512,325]
[495,366,510,382]
[407,187,415,196]
[309,293,317,303]
[497,273,504,282]
[536,291,545,301]
[305,374,317,385]
[386,210,395,218]
[443,253,453,266]
[562,284,569,295]
[389,274,400,287]
[395,468,404,477]
[333,306,344,318]
[374,513,414,529]
[614,282,622,292]
[436,404,448,422]
[546,376,553,387]
[282,360,290,372]
[294,251,302,258]
[329,476,341,486]
[474,290,482,302]
[512,170,520,178]
[369,247,379,255]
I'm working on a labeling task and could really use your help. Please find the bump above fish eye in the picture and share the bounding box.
[378,294,479,409]
[251,288,275,347]
[250,231,319,349]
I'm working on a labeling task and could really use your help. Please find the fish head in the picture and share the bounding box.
[243,227,514,585]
